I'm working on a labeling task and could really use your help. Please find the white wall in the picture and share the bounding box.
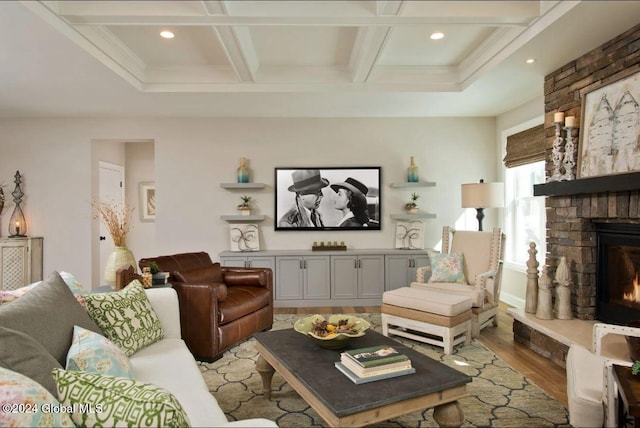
[0,117,496,288]
[124,141,155,276]
[496,96,544,307]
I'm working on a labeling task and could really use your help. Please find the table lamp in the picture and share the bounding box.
[461,179,504,231]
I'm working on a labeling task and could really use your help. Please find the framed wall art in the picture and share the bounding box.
[139,182,156,222]
[229,224,260,251]
[578,70,640,178]
[274,167,381,231]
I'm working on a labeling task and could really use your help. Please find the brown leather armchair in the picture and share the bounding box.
[136,252,273,362]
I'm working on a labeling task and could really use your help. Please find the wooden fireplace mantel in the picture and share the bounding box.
[534,172,640,197]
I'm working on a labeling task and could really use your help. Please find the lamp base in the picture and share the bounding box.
[475,208,485,231]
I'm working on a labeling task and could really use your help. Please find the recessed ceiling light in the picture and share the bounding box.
[430,32,444,40]
[526,58,535,64]
[160,30,175,39]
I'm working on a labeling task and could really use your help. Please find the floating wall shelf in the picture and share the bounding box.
[390,213,437,221]
[389,181,436,188]
[221,215,266,222]
[220,183,266,189]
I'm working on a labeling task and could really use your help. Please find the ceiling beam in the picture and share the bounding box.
[349,26,392,83]
[59,15,533,27]
[215,26,258,82]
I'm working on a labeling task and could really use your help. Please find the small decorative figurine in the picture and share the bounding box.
[554,256,572,319]
[525,242,539,314]
[536,265,554,320]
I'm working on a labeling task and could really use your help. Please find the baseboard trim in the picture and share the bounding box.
[500,293,524,309]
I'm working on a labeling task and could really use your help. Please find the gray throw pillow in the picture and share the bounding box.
[0,325,62,396]
[0,271,101,366]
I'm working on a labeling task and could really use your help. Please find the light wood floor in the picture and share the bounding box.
[274,302,568,407]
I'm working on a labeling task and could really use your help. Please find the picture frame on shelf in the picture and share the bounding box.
[229,223,260,252]
[578,70,640,178]
[139,182,156,222]
[274,167,381,231]
[394,221,425,249]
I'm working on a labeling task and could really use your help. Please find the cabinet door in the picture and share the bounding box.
[358,255,385,298]
[276,257,304,300]
[220,257,247,268]
[247,256,275,271]
[384,255,411,291]
[0,240,28,290]
[303,256,331,299]
[331,256,358,299]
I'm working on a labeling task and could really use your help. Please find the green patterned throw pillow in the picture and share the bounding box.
[84,280,164,356]
[52,369,191,427]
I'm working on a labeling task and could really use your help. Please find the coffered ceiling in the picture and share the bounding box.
[2,1,640,117]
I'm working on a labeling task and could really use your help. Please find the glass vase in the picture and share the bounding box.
[407,156,419,182]
[237,157,249,183]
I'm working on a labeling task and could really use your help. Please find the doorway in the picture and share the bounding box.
[98,161,124,284]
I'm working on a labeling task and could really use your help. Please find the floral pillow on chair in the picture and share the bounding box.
[428,252,467,284]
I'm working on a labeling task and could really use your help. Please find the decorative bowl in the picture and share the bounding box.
[293,314,370,350]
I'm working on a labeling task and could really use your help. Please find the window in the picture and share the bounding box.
[504,161,546,269]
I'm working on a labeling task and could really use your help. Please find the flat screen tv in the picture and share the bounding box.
[275,167,381,231]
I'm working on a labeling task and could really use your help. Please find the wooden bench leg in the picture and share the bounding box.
[381,314,390,337]
[433,401,464,427]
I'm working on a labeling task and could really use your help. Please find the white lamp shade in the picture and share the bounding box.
[461,182,504,208]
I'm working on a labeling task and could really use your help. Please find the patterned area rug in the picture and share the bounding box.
[199,313,570,427]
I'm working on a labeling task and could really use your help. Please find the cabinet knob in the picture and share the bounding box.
[99,236,106,241]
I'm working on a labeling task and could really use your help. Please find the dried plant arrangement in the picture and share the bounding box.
[92,199,135,246]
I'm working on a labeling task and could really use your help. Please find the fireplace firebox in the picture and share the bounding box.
[596,223,640,325]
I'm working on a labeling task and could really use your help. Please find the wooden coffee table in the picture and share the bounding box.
[254,329,471,427]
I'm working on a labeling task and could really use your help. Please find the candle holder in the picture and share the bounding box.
[549,121,565,182]
[8,171,27,238]
[561,126,576,180]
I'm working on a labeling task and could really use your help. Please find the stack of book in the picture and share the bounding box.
[334,344,415,384]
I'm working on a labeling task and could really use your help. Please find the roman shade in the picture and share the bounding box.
[503,124,545,168]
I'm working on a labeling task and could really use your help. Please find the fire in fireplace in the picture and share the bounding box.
[596,223,640,325]
[622,274,640,303]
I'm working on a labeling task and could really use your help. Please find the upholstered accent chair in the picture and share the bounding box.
[410,226,505,338]
[566,323,640,428]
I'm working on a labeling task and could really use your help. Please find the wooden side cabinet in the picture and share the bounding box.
[0,237,43,290]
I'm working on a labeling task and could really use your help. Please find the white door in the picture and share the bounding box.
[98,161,124,283]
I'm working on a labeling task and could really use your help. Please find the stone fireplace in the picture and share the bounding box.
[509,22,640,367]
[513,177,640,367]
[535,177,640,321]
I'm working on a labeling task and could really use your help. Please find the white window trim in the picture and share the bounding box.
[501,116,546,269]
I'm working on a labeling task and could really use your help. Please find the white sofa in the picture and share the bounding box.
[137,287,278,427]
[1,270,278,428]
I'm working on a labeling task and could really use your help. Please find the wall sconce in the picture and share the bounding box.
[8,171,27,238]
[461,179,504,231]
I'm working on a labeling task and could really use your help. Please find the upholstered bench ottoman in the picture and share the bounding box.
[381,287,473,354]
